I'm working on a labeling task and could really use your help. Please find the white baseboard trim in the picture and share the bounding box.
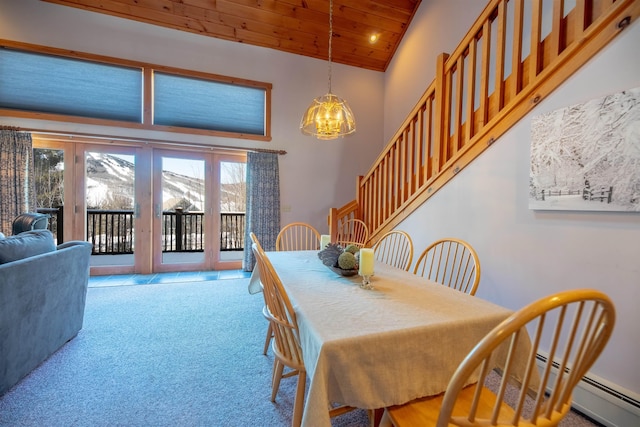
[536,353,640,427]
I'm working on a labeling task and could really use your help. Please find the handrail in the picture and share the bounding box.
[330,0,639,245]
[328,200,360,241]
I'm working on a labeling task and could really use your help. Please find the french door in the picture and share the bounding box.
[151,150,246,272]
[34,137,245,275]
[82,144,138,275]
[152,150,210,272]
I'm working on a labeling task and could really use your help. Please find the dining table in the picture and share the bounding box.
[256,250,533,427]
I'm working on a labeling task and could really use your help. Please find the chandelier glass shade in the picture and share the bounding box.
[300,0,356,140]
[300,93,356,140]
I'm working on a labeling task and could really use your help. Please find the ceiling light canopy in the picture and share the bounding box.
[300,0,356,140]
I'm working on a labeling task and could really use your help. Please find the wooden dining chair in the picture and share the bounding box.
[381,289,616,427]
[252,241,360,426]
[276,222,321,251]
[413,238,481,295]
[373,230,414,271]
[250,232,274,356]
[336,218,369,248]
[252,242,306,427]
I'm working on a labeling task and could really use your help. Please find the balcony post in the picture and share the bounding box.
[175,207,183,252]
[56,205,64,244]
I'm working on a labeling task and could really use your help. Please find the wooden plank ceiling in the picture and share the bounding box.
[42,0,422,72]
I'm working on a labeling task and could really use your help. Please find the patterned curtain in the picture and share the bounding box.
[0,129,36,235]
[243,152,280,271]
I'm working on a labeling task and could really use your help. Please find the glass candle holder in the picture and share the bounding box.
[359,274,373,290]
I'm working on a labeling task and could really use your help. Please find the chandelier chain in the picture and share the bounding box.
[299,0,355,139]
[328,0,333,94]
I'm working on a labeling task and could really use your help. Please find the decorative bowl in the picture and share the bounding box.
[318,243,359,277]
[327,265,359,277]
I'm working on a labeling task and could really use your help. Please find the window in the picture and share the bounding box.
[154,72,266,135]
[0,42,271,141]
[0,48,142,122]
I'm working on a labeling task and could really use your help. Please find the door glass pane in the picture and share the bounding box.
[220,161,246,262]
[161,157,206,264]
[86,151,135,266]
[33,148,64,244]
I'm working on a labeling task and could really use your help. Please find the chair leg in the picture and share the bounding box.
[263,322,273,355]
[291,370,306,427]
[271,359,285,402]
[369,408,385,427]
[378,409,393,427]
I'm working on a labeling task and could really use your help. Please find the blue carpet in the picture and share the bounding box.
[0,279,370,426]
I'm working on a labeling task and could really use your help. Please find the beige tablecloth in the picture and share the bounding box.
[264,251,528,427]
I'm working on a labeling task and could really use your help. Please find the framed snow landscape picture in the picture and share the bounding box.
[529,86,640,212]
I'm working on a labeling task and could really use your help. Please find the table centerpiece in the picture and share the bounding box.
[318,243,374,289]
[318,243,360,276]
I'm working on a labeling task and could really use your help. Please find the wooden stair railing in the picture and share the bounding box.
[330,0,639,246]
[328,200,361,243]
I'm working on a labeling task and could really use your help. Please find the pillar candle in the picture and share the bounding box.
[320,234,331,250]
[358,248,374,276]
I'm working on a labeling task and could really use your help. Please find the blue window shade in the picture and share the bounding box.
[154,72,265,135]
[0,49,142,122]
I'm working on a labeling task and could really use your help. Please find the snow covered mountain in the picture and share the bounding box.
[85,152,205,211]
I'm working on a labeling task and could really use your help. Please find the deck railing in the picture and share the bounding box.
[36,207,63,243]
[161,207,204,253]
[329,0,638,245]
[38,207,245,255]
[220,211,245,252]
[88,209,135,254]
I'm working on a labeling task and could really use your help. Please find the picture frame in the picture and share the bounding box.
[529,86,640,212]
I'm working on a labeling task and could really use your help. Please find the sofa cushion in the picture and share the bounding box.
[0,229,56,264]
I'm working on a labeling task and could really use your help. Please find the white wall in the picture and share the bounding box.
[0,0,385,233]
[384,0,487,142]
[387,1,640,398]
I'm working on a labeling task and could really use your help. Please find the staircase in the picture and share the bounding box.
[329,0,640,245]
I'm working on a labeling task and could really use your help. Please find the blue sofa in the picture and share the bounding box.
[0,230,92,395]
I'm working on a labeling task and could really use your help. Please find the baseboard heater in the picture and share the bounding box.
[535,353,640,426]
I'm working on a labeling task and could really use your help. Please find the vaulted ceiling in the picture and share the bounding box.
[43,0,422,72]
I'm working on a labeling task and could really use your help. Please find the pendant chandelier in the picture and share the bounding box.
[300,0,356,140]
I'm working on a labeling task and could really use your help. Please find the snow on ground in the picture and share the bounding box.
[528,195,630,211]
